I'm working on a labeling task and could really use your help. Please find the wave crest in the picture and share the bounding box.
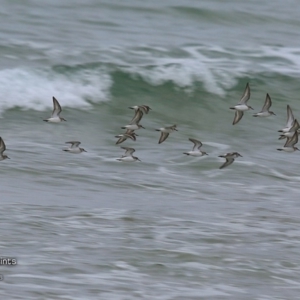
[0,67,112,113]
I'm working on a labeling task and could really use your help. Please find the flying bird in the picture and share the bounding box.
[117,147,141,162]
[183,138,208,156]
[63,141,87,154]
[43,97,66,123]
[115,130,138,144]
[230,83,253,125]
[277,132,299,152]
[253,93,276,117]
[155,125,178,144]
[218,152,242,169]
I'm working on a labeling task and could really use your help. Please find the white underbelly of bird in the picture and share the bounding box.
[117,156,137,162]
[46,117,61,123]
[281,147,297,152]
[184,151,205,156]
[63,148,82,154]
[122,124,141,130]
[234,104,250,111]
[254,111,271,117]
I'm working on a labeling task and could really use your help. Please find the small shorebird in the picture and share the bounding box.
[63,141,87,154]
[122,109,145,130]
[115,130,138,144]
[253,93,276,117]
[156,125,178,144]
[129,105,151,114]
[278,105,295,133]
[277,131,299,152]
[230,83,253,125]
[279,119,300,140]
[0,137,9,161]
[218,152,242,169]
[117,147,141,162]
[183,138,208,156]
[44,97,66,123]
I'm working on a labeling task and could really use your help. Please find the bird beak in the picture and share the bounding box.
[128,106,134,109]
[83,149,87,152]
[141,125,146,129]
[174,128,178,131]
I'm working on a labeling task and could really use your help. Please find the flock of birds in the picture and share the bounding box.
[0,83,298,169]
[113,83,300,168]
[229,83,300,154]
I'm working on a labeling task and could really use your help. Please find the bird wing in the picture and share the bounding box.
[158,132,169,144]
[121,147,135,156]
[232,110,244,125]
[219,157,234,169]
[261,93,272,112]
[52,97,62,117]
[189,138,202,151]
[286,105,295,128]
[284,131,298,147]
[116,136,127,144]
[238,83,250,105]
[289,119,300,132]
[66,141,81,148]
[130,110,143,125]
[126,132,137,141]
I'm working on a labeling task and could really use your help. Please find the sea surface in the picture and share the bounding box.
[0,0,300,299]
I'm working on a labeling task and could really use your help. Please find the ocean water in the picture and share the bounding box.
[1,0,300,299]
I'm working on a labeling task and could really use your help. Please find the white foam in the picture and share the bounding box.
[256,46,300,75]
[122,46,231,96]
[0,67,112,113]
[119,45,300,96]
